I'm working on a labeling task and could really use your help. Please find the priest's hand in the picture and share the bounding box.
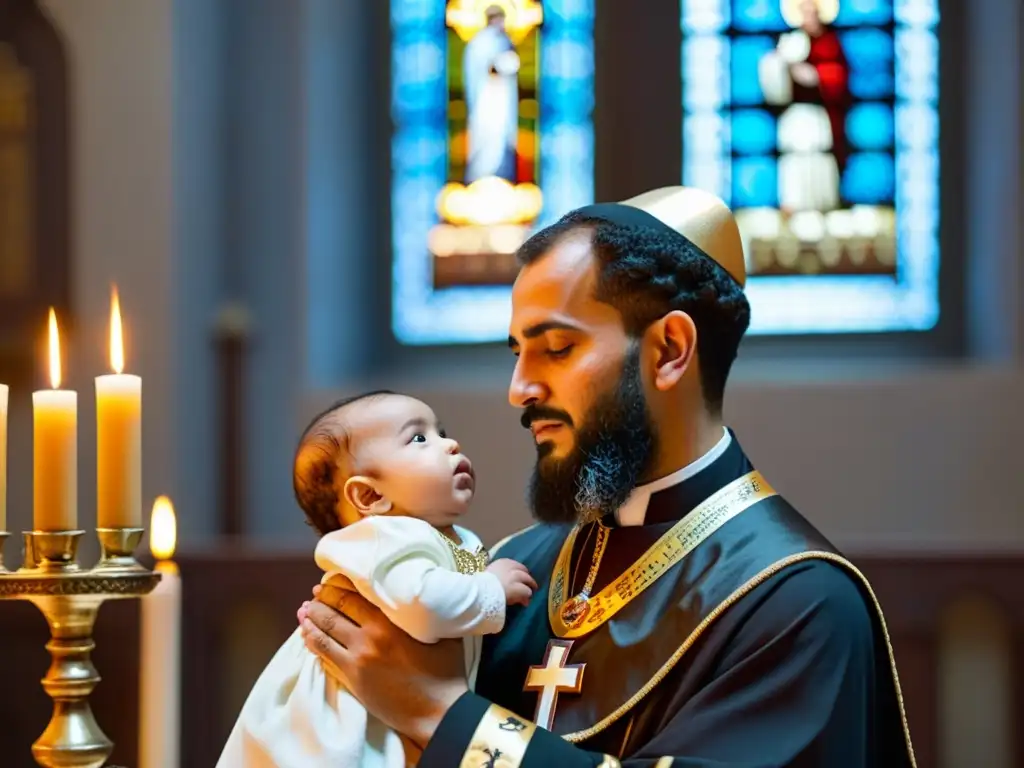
[298,580,468,748]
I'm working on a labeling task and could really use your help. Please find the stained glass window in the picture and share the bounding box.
[391,0,595,344]
[681,0,940,333]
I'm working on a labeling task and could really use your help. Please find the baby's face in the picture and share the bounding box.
[347,395,475,527]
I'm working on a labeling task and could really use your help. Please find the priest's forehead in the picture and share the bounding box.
[509,230,621,341]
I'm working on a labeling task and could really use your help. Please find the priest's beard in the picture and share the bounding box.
[525,349,656,525]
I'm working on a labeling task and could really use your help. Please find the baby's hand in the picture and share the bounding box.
[486,558,538,607]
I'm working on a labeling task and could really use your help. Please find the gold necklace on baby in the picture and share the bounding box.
[438,531,490,574]
[559,521,610,628]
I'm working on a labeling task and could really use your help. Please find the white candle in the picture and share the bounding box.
[34,309,77,532]
[139,495,180,768]
[96,288,142,529]
[0,383,8,531]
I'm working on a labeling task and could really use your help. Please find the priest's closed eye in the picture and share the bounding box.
[547,345,574,359]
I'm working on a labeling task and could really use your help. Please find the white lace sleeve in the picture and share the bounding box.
[315,517,506,644]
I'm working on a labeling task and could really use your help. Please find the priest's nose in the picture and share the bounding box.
[509,368,547,409]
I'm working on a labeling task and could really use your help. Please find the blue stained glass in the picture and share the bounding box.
[848,69,895,100]
[845,102,894,150]
[544,0,595,24]
[390,0,596,344]
[833,0,893,26]
[681,0,729,33]
[731,36,775,105]
[681,0,942,335]
[840,29,895,102]
[894,103,938,150]
[732,0,787,32]
[732,156,777,207]
[391,35,448,116]
[731,109,776,154]
[842,152,895,203]
[895,29,938,101]
[840,28,894,71]
[541,35,596,117]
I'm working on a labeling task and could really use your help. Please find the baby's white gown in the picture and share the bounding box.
[215,516,507,768]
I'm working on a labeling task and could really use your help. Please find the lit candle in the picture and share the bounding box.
[33,309,77,531]
[139,495,181,768]
[96,288,142,529]
[0,383,8,531]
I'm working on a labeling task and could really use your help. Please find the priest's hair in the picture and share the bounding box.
[516,212,750,414]
[292,390,395,536]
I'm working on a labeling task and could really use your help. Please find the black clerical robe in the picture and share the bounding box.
[419,432,916,767]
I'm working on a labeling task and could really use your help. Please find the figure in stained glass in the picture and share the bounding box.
[431,0,544,290]
[390,0,594,344]
[759,0,851,213]
[462,5,520,183]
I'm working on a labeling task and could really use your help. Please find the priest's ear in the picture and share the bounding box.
[646,310,697,391]
[342,476,393,517]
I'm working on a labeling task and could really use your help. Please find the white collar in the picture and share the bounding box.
[614,428,732,527]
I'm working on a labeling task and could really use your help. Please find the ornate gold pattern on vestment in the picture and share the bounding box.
[523,639,585,730]
[460,703,537,767]
[548,471,777,638]
[556,550,918,768]
[440,532,490,574]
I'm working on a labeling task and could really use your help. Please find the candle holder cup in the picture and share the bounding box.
[0,527,161,768]
[96,527,146,573]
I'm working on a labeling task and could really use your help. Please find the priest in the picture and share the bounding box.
[298,186,917,767]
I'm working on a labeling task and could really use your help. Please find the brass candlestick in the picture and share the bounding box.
[0,527,161,768]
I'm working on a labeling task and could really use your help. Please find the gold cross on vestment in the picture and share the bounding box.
[523,639,585,730]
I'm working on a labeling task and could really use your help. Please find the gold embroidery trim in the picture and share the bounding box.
[440,531,491,574]
[653,758,674,768]
[548,471,777,637]
[558,551,918,768]
[460,703,537,767]
[596,756,623,768]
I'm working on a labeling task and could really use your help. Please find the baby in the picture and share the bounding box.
[216,390,536,768]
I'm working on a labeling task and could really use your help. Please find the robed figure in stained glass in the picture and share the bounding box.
[759,0,851,213]
[463,4,520,184]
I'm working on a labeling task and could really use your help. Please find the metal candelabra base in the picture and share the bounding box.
[0,529,160,768]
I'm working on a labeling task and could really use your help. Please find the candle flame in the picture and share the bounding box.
[150,495,177,561]
[48,308,61,389]
[110,287,124,374]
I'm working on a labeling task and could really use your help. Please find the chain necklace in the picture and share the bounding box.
[559,521,610,628]
[438,531,490,574]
